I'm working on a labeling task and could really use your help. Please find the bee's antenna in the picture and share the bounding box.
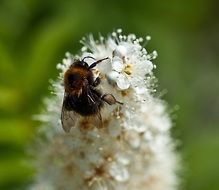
[89,57,109,69]
[82,56,96,62]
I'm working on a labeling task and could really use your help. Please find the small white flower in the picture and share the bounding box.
[107,40,154,91]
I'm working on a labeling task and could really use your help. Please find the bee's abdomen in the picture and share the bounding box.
[64,89,103,116]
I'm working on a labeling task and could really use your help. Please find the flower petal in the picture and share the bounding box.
[117,74,130,90]
[107,71,120,81]
[111,57,124,72]
[113,45,127,58]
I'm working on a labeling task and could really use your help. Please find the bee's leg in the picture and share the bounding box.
[101,94,123,105]
[88,94,95,104]
[97,109,104,128]
[93,77,101,87]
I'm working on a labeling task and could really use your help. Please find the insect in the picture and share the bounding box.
[61,56,122,132]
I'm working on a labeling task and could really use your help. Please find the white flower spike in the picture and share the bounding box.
[31,29,179,190]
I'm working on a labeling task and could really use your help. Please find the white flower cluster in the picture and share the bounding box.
[31,29,179,190]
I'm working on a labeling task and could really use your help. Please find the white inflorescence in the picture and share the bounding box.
[31,29,179,190]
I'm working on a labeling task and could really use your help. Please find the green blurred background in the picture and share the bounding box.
[0,0,219,189]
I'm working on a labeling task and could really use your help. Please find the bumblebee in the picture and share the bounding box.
[61,56,122,132]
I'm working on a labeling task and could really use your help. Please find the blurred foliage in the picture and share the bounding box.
[0,0,219,189]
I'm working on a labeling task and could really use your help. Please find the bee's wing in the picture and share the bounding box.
[61,108,103,132]
[61,102,79,133]
[80,114,103,130]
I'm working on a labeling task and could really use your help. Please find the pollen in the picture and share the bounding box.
[124,63,133,75]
